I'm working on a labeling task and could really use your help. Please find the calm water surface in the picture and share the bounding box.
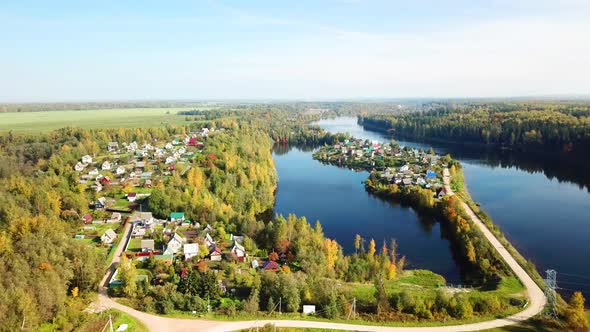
[273,117,467,283]
[307,117,590,298]
[273,146,462,283]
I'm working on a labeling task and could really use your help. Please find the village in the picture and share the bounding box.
[70,126,283,295]
[313,138,449,198]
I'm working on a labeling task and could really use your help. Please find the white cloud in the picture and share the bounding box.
[209,16,590,98]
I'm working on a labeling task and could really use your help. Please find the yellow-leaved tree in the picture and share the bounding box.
[565,291,588,331]
[323,238,339,271]
[368,239,376,261]
[354,234,361,253]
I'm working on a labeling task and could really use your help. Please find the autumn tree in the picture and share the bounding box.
[324,238,339,271]
[466,241,476,263]
[268,251,279,261]
[118,254,138,297]
[565,291,588,331]
[368,239,376,261]
[354,234,361,253]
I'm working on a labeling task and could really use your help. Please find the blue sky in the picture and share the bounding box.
[1,0,589,101]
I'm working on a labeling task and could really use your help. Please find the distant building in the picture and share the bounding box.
[107,142,119,152]
[127,192,137,202]
[101,161,112,170]
[170,212,185,222]
[101,229,117,244]
[95,197,107,210]
[82,155,93,164]
[141,239,155,252]
[164,233,185,255]
[231,241,246,262]
[210,246,222,261]
[184,243,199,261]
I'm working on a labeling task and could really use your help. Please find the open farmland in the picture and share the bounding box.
[0,107,203,134]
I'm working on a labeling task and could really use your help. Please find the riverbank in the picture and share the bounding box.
[448,165,546,289]
[313,141,513,283]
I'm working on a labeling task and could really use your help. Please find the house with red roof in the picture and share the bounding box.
[82,213,93,224]
[262,260,280,272]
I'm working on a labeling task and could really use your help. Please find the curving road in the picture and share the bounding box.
[93,170,546,331]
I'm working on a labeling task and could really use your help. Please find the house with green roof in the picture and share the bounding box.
[170,212,185,222]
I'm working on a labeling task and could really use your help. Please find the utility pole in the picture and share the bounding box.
[278,297,282,315]
[347,297,357,320]
[109,314,114,332]
[544,269,558,319]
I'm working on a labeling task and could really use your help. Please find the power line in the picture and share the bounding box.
[559,272,590,280]
[558,280,590,287]
[544,269,558,319]
[347,297,357,320]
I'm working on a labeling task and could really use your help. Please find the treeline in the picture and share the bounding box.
[360,102,590,153]
[0,101,209,113]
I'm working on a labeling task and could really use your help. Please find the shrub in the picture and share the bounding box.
[156,299,174,314]
[474,295,502,314]
[453,296,473,319]
[399,291,416,314]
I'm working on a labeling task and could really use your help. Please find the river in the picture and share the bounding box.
[280,116,590,299]
[272,123,465,283]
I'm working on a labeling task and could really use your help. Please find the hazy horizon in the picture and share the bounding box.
[2,0,589,102]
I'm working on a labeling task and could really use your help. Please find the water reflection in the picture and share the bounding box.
[316,116,590,299]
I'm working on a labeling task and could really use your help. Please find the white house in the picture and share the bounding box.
[127,192,137,202]
[126,141,138,152]
[102,161,112,171]
[107,142,119,152]
[231,241,246,262]
[399,164,410,172]
[101,229,117,244]
[165,156,176,164]
[154,149,165,158]
[74,162,85,172]
[131,212,154,224]
[205,233,216,248]
[116,166,126,175]
[164,233,185,255]
[88,168,99,176]
[82,155,93,164]
[184,243,199,261]
[210,246,222,261]
[165,143,173,150]
[141,239,155,252]
[109,212,122,223]
[131,226,146,238]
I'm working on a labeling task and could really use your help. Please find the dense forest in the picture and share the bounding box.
[360,102,590,153]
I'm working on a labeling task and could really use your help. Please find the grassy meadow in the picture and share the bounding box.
[0,107,203,134]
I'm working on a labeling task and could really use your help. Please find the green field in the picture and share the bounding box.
[0,107,202,133]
